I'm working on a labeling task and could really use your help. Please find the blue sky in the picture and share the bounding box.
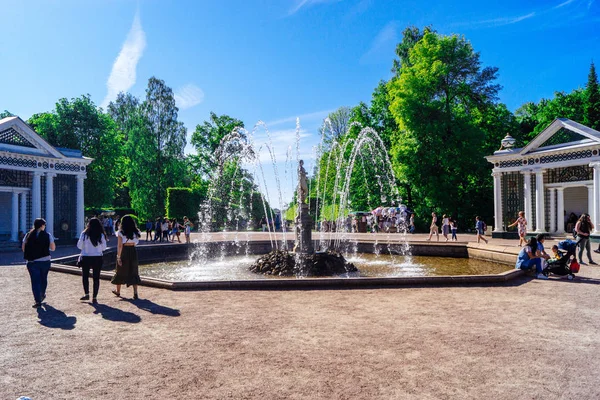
[1,0,599,206]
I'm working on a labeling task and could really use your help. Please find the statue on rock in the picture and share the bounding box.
[295,160,313,254]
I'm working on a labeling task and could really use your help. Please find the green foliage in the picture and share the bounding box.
[0,110,14,119]
[387,30,501,223]
[126,77,188,219]
[28,95,123,208]
[166,187,206,221]
[191,112,245,176]
[319,106,352,147]
[585,62,600,130]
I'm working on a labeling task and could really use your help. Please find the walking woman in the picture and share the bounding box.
[22,218,56,308]
[450,219,458,241]
[426,212,439,241]
[508,211,527,247]
[575,213,597,265]
[111,215,142,299]
[441,214,450,242]
[77,217,108,303]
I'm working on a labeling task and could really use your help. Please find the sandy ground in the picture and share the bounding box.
[2,259,600,399]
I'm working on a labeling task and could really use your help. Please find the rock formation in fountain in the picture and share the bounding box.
[249,160,357,277]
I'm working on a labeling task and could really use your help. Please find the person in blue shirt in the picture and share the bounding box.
[515,236,548,279]
[475,216,488,244]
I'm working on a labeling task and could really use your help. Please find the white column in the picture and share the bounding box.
[523,171,532,229]
[76,174,85,235]
[492,171,503,231]
[556,187,565,234]
[534,170,545,232]
[590,162,600,234]
[549,188,556,233]
[31,171,43,225]
[588,185,595,232]
[20,191,27,235]
[11,191,19,241]
[45,173,56,238]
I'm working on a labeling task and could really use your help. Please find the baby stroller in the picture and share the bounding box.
[543,239,580,280]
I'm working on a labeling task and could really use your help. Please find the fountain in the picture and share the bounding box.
[248,159,357,276]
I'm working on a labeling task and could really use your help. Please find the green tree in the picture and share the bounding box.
[585,62,600,131]
[387,31,501,222]
[107,92,142,207]
[191,112,245,176]
[128,77,187,219]
[0,110,14,119]
[319,106,352,147]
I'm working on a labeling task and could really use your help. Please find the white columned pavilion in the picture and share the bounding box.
[0,116,92,242]
[549,188,556,233]
[492,171,503,231]
[487,118,600,239]
[556,188,565,234]
[45,172,56,238]
[523,171,532,228]
[534,169,545,232]
[590,162,600,234]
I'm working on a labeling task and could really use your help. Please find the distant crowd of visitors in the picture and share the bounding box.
[91,214,193,244]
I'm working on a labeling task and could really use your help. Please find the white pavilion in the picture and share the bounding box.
[486,118,600,239]
[0,116,92,244]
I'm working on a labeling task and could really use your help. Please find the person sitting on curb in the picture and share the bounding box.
[515,236,548,280]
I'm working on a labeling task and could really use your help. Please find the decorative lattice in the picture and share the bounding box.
[54,163,82,172]
[499,160,522,168]
[547,166,593,183]
[0,156,37,168]
[54,174,77,240]
[0,128,36,148]
[502,172,524,230]
[540,150,593,164]
[539,128,587,149]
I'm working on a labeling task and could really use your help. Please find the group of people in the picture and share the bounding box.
[426,212,488,244]
[145,217,193,244]
[23,215,144,308]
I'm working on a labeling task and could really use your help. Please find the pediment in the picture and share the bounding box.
[520,118,600,155]
[0,116,64,158]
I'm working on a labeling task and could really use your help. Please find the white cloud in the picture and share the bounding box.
[469,12,536,28]
[288,0,341,15]
[101,11,146,109]
[174,83,205,110]
[265,109,335,127]
[360,21,398,64]
[554,0,576,9]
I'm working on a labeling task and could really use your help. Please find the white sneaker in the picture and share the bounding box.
[537,273,549,280]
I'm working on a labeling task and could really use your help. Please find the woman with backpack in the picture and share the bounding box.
[22,218,56,308]
[77,217,108,304]
[475,216,488,244]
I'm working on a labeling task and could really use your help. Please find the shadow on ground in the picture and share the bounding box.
[90,303,141,323]
[125,298,181,316]
[36,304,77,330]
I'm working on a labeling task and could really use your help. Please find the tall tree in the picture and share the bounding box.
[128,77,187,219]
[319,106,352,146]
[107,92,141,207]
[191,112,245,176]
[585,62,600,131]
[388,31,501,221]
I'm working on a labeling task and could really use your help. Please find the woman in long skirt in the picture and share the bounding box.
[111,215,142,299]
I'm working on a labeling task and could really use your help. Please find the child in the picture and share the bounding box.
[450,220,458,241]
[550,245,560,261]
[475,216,488,244]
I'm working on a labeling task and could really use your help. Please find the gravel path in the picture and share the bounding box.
[2,261,600,399]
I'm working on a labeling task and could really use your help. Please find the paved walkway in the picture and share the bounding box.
[3,231,600,398]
